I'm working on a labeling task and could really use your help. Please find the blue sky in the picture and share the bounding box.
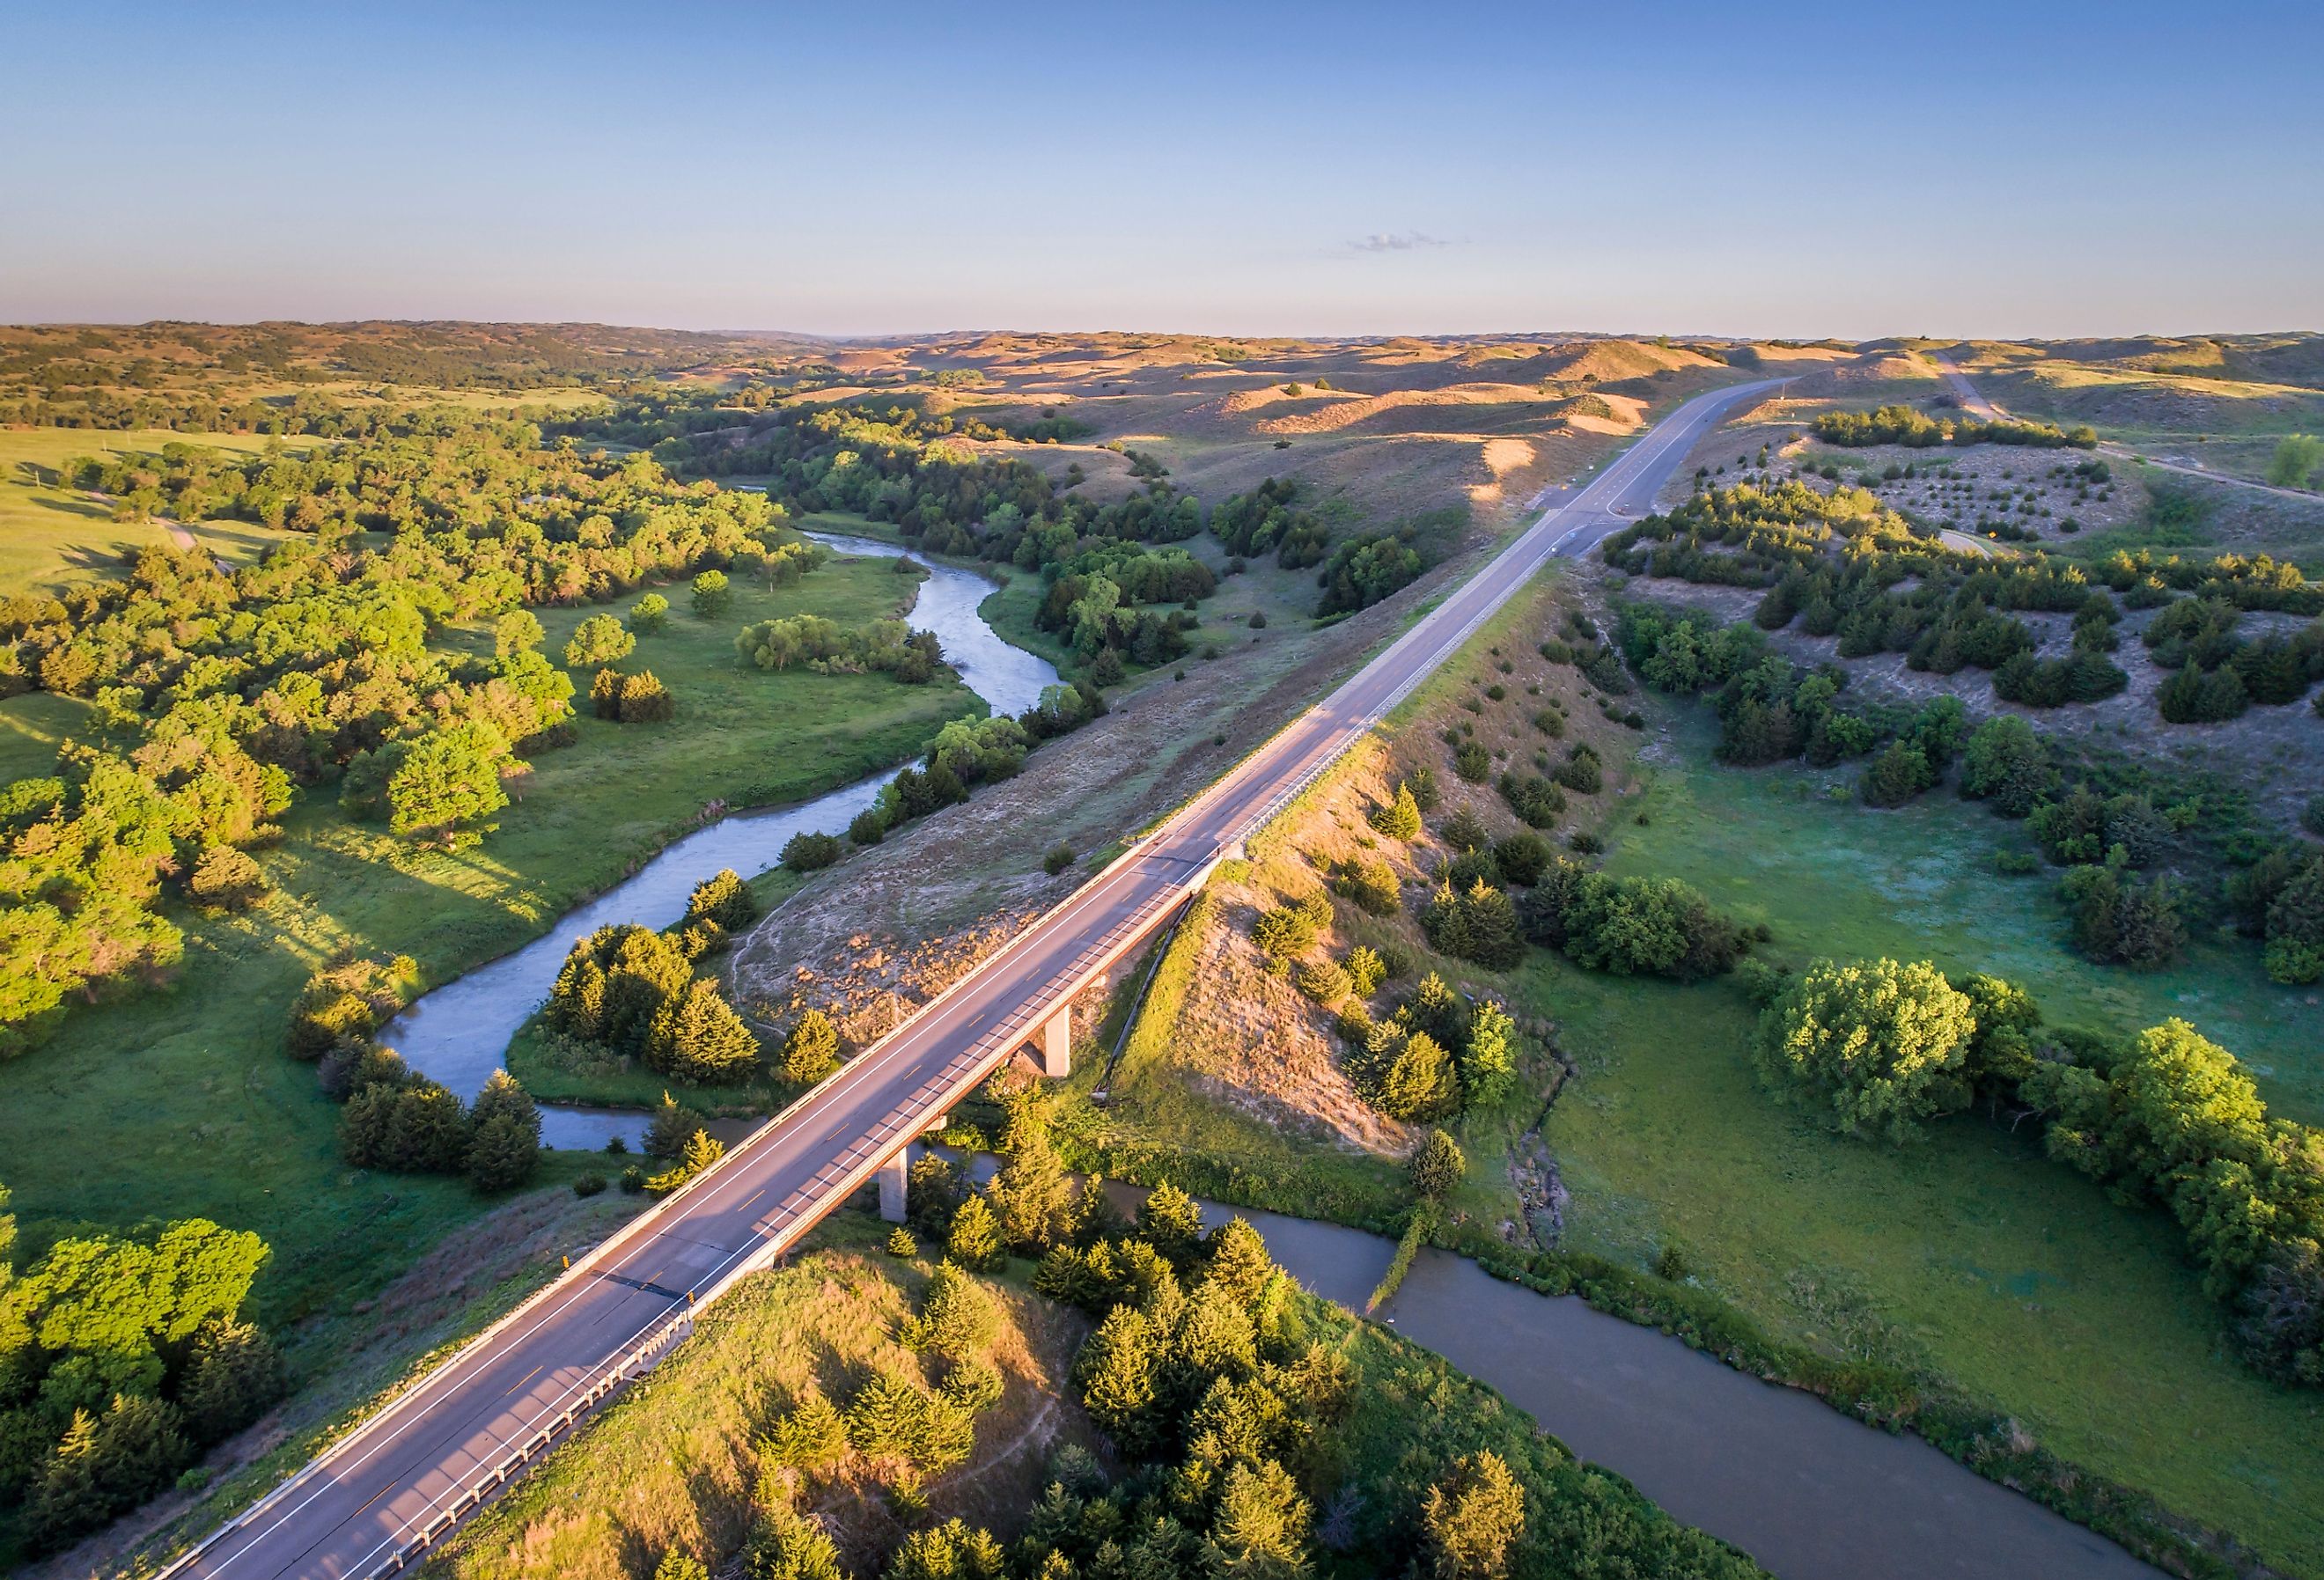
[3,0,2318,339]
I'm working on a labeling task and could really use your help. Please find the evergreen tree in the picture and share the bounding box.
[180,1317,285,1441]
[1420,1451,1526,1579]
[1409,1129,1468,1202]
[746,1494,844,1580]
[782,1007,841,1084]
[1203,1459,1313,1578]
[1459,1001,1517,1108]
[687,867,759,931]
[945,1194,1005,1272]
[1377,1031,1460,1121]
[645,1091,710,1158]
[1136,1181,1205,1267]
[25,1408,104,1549]
[647,978,760,1083]
[1373,781,1423,840]
[1074,1304,1162,1454]
[989,1098,1077,1251]
[1202,1217,1278,1306]
[466,1069,543,1192]
[691,569,733,619]
[884,1518,1007,1580]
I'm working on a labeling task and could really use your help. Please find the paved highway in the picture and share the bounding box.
[167,375,1782,1580]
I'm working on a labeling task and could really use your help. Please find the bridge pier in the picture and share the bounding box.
[1035,1006,1071,1078]
[877,1148,909,1224]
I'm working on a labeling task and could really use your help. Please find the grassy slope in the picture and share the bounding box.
[429,1212,1756,1580]
[0,558,979,1334]
[1087,569,2324,1575]
[0,428,317,593]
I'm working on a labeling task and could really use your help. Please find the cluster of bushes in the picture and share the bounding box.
[1315,528,1428,618]
[1748,957,2324,1386]
[1034,559,1201,666]
[2227,844,2324,985]
[1209,476,1332,569]
[1339,972,1518,1122]
[543,869,765,1084]
[283,952,543,1192]
[2144,598,2324,722]
[588,665,675,722]
[0,1194,287,1551]
[734,614,947,682]
[1517,856,1751,981]
[784,681,1111,868]
[1812,404,2097,449]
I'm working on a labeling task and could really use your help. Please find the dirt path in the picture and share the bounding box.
[1932,356,2323,504]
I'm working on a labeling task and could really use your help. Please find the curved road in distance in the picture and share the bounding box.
[168,375,1784,1580]
[1933,355,2320,504]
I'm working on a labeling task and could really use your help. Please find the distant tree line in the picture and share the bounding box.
[1812,403,2098,450]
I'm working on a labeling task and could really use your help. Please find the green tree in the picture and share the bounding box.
[1203,1216,1279,1306]
[2266,433,2324,489]
[692,569,732,619]
[1959,715,2052,818]
[781,1007,841,1084]
[655,1549,710,1580]
[1376,1030,1460,1121]
[945,1193,1005,1271]
[644,1091,710,1158]
[1420,1451,1526,1580]
[465,1069,542,1190]
[564,612,635,667]
[1074,1304,1161,1451]
[1751,958,1976,1144]
[884,1518,1007,1580]
[179,1317,286,1441]
[1373,782,1423,840]
[1203,1459,1313,1578]
[1409,1128,1467,1201]
[386,722,511,839]
[629,592,671,635]
[647,978,761,1083]
[1857,740,1935,808]
[746,1491,844,1580]
[1136,1180,1205,1265]
[493,608,545,657]
[1459,1001,1517,1108]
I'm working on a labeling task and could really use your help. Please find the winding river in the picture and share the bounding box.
[381,532,1057,1149]
[379,538,2164,1580]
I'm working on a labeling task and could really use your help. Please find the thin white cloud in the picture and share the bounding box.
[1349,231,1453,254]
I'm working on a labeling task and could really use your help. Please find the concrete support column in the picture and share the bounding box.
[877,1144,911,1224]
[1039,1007,1071,1079]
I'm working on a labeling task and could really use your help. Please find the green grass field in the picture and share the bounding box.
[1497,621,2324,1574]
[0,427,320,593]
[0,557,981,1337]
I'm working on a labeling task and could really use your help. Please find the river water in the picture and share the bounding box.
[379,537,2163,1580]
[1085,1184,2162,1580]
[380,532,1057,1148]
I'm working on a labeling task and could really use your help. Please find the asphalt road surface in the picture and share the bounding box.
[168,375,1783,1580]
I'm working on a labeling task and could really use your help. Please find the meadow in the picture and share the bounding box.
[0,426,313,591]
[0,555,980,1335]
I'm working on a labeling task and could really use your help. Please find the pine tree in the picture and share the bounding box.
[990,1097,1075,1251]
[647,978,760,1083]
[1409,1129,1468,1202]
[1136,1181,1205,1266]
[1458,1001,1517,1109]
[90,1392,193,1506]
[781,1007,840,1085]
[180,1318,286,1441]
[26,1408,106,1548]
[1373,782,1423,840]
[1203,1459,1313,1577]
[1202,1216,1278,1306]
[1073,1304,1161,1454]
[687,867,758,931]
[945,1193,1004,1271]
[1378,1031,1460,1121]
[1420,1451,1526,1579]
[645,1091,709,1158]
[746,1494,844,1580]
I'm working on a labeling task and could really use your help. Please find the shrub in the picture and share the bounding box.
[629,592,670,634]
[2062,863,2188,970]
[572,1173,607,1197]
[1332,856,1401,916]
[1421,878,1525,970]
[564,613,634,668]
[187,845,268,911]
[1409,1128,1468,1201]
[690,569,732,618]
[1497,772,1565,828]
[781,830,843,871]
[849,807,888,845]
[1960,716,2052,818]
[1551,746,1603,795]
[1294,958,1352,1004]
[1252,891,1334,962]
[1342,945,1386,998]
[1439,805,1491,853]
[1751,959,1975,1144]
[1492,831,1551,886]
[1372,782,1423,840]
[1452,739,1491,782]
[782,1008,841,1084]
[1857,741,1935,808]
[1043,843,1076,876]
